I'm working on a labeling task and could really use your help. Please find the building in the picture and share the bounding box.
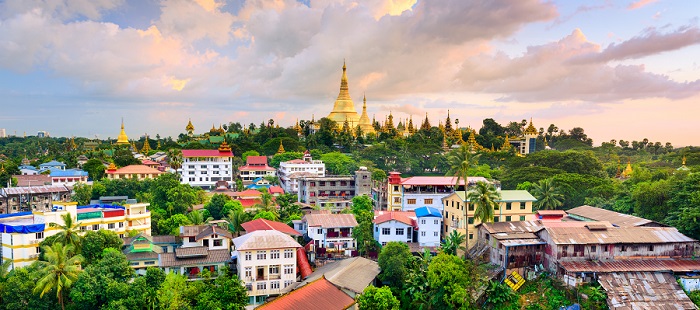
[476,220,546,278]
[0,128,5,138]
[414,206,443,247]
[566,205,667,227]
[441,189,537,247]
[1,200,152,270]
[12,175,51,187]
[18,165,39,175]
[232,230,302,305]
[303,213,358,256]
[239,156,277,185]
[371,176,388,211]
[50,169,89,186]
[37,131,49,138]
[122,234,178,275]
[599,272,698,309]
[278,151,325,194]
[293,256,379,298]
[39,160,66,172]
[387,172,493,212]
[297,167,372,211]
[161,224,233,277]
[504,118,539,155]
[241,218,302,238]
[373,211,416,246]
[180,142,234,189]
[0,185,71,214]
[106,164,163,180]
[255,277,356,310]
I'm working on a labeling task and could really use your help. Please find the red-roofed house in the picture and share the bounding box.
[106,164,163,180]
[242,218,301,237]
[373,211,417,246]
[231,189,263,209]
[255,277,355,310]
[240,156,276,184]
[180,142,234,189]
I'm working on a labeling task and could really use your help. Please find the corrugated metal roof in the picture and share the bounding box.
[415,206,442,218]
[159,249,230,267]
[241,218,302,236]
[1,185,70,196]
[297,257,380,294]
[233,230,302,251]
[479,220,544,234]
[256,277,355,310]
[303,213,358,228]
[175,246,208,258]
[546,226,694,245]
[567,205,659,227]
[373,211,415,227]
[599,272,698,310]
[560,259,700,273]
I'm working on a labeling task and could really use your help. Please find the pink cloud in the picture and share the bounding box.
[628,0,658,10]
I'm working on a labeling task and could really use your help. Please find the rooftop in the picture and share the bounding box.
[599,272,698,310]
[50,169,88,177]
[181,149,233,158]
[561,259,700,273]
[1,185,70,196]
[303,213,358,228]
[241,218,302,236]
[415,206,442,218]
[107,165,163,175]
[233,230,301,251]
[297,257,380,294]
[566,205,662,227]
[545,226,694,245]
[373,211,415,227]
[400,176,489,186]
[12,174,52,187]
[256,277,355,310]
[159,249,231,267]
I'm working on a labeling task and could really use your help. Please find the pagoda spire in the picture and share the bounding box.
[420,112,431,131]
[277,140,285,154]
[141,135,151,154]
[116,118,129,145]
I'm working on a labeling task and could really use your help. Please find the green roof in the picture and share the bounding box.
[451,190,537,202]
[208,136,224,143]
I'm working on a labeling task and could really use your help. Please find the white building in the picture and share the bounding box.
[278,150,325,193]
[180,142,234,189]
[239,156,276,184]
[0,128,5,138]
[414,206,443,247]
[303,213,358,254]
[233,230,302,305]
[18,165,39,175]
[1,200,152,270]
[373,211,415,246]
[50,169,89,187]
[387,173,493,212]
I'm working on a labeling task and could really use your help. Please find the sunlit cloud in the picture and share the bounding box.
[167,77,191,91]
[628,0,658,10]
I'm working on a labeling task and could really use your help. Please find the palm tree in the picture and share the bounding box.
[530,178,564,210]
[49,213,82,252]
[445,144,480,254]
[34,243,84,310]
[440,230,466,256]
[226,208,247,237]
[187,210,213,225]
[167,148,182,170]
[0,259,10,280]
[468,181,501,233]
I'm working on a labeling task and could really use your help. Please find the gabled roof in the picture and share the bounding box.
[232,189,263,197]
[544,226,694,245]
[598,272,697,310]
[181,149,233,158]
[195,225,233,240]
[246,156,269,165]
[373,211,415,227]
[297,257,380,294]
[269,186,284,194]
[39,160,66,167]
[233,230,301,251]
[241,218,301,236]
[256,277,355,310]
[50,169,88,177]
[415,206,442,218]
[159,249,231,267]
[566,205,662,227]
[303,214,358,228]
[107,165,163,175]
[13,174,52,187]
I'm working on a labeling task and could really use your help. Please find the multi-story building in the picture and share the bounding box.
[122,234,178,275]
[50,169,89,186]
[18,165,39,175]
[441,189,536,247]
[303,213,357,255]
[1,199,152,270]
[239,156,276,185]
[38,160,66,172]
[372,206,443,247]
[106,164,163,180]
[180,142,234,189]
[371,176,388,211]
[414,206,443,247]
[232,230,302,305]
[387,172,493,212]
[0,185,71,214]
[297,168,371,211]
[278,151,325,193]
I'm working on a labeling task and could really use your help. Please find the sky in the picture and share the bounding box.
[0,0,699,146]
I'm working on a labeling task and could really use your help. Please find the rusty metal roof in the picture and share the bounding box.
[598,272,698,310]
[1,185,70,196]
[256,277,355,310]
[545,226,694,245]
[560,259,700,273]
[175,246,208,258]
[303,213,358,228]
[159,249,231,267]
[479,220,544,234]
[298,257,380,294]
[566,205,662,227]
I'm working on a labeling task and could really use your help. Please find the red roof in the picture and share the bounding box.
[233,189,263,197]
[399,176,488,186]
[373,211,416,227]
[256,277,354,310]
[269,186,284,194]
[246,156,269,165]
[238,198,260,208]
[181,149,233,157]
[241,218,301,236]
[297,247,313,279]
[239,165,276,171]
[141,159,159,166]
[560,259,700,273]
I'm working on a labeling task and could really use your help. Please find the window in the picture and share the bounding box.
[35,232,44,239]
[284,280,293,288]
[494,204,499,210]
[421,219,426,224]
[632,246,638,251]
[520,216,526,221]
[505,216,512,222]
[269,266,280,274]
[188,237,195,243]
[468,204,474,211]
[245,267,252,278]
[130,261,139,266]
[434,232,438,237]
[506,203,512,211]
[468,217,474,224]
[394,197,400,203]
[375,226,378,232]
[562,245,568,252]
[382,228,391,235]
[245,252,252,261]
[213,165,219,168]
[257,282,266,290]
[246,283,253,291]
[92,224,99,230]
[36,246,41,253]
[382,242,387,246]
[108,223,115,229]
[591,246,597,252]
[162,246,168,253]
[213,239,222,247]
[434,219,439,225]
[649,245,654,251]
[284,264,294,274]
[144,261,156,265]
[407,199,417,205]
[520,203,526,210]
[257,251,267,260]
[317,229,322,234]
[421,231,426,237]
[271,281,280,290]
[119,222,124,228]
[270,250,280,259]
[395,228,404,235]
[393,186,399,191]
[494,216,499,222]
[469,233,473,240]
[284,249,294,258]
[424,199,433,204]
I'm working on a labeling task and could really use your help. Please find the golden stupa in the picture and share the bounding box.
[327,61,360,128]
[116,119,129,145]
[358,94,375,134]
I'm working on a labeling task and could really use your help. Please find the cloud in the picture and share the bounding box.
[0,0,124,20]
[628,0,658,10]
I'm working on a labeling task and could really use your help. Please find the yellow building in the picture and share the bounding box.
[441,190,536,247]
[106,164,164,180]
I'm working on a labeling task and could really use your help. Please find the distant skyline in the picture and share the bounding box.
[1,0,699,146]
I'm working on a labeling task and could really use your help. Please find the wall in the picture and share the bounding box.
[236,248,298,298]
[417,217,441,246]
[373,221,413,245]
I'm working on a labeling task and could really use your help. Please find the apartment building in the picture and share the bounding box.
[232,230,302,305]
[387,172,493,212]
[303,213,358,256]
[441,189,536,247]
[0,185,71,214]
[239,156,276,184]
[278,151,325,193]
[297,168,371,211]
[1,200,152,270]
[180,142,234,189]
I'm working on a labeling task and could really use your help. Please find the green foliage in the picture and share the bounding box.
[157,214,192,235]
[377,242,413,287]
[631,179,672,221]
[206,194,232,220]
[320,152,357,175]
[241,150,259,161]
[269,152,304,168]
[81,230,123,265]
[72,183,93,205]
[426,254,474,309]
[112,147,140,167]
[357,285,400,310]
[83,158,106,181]
[440,230,465,256]
[530,178,564,210]
[468,181,501,224]
[253,210,276,221]
[484,281,519,310]
[34,243,84,310]
[352,195,378,255]
[0,263,57,310]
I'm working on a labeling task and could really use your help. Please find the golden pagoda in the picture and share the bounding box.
[420,113,431,131]
[186,118,195,136]
[386,112,395,131]
[408,116,415,134]
[622,157,633,177]
[107,162,117,171]
[141,136,151,154]
[327,61,360,128]
[116,119,130,145]
[500,135,512,151]
[277,140,285,154]
[524,118,538,136]
[156,140,161,150]
[218,140,232,152]
[444,110,453,135]
[357,94,375,135]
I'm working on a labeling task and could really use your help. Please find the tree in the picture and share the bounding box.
[196,274,249,310]
[320,152,358,175]
[352,196,378,256]
[83,158,106,181]
[226,208,249,237]
[253,210,277,221]
[446,145,480,252]
[112,147,139,167]
[69,249,135,309]
[241,150,259,162]
[206,194,232,220]
[468,182,500,227]
[357,285,400,310]
[81,229,123,265]
[157,214,192,236]
[440,230,465,256]
[1,264,57,310]
[49,213,82,251]
[34,243,85,310]
[377,242,413,288]
[426,253,475,310]
[530,178,564,210]
[631,180,672,222]
[166,148,182,170]
[72,183,93,205]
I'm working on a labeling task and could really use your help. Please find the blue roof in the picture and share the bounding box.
[40,160,66,167]
[19,165,38,171]
[415,206,442,218]
[50,169,88,177]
